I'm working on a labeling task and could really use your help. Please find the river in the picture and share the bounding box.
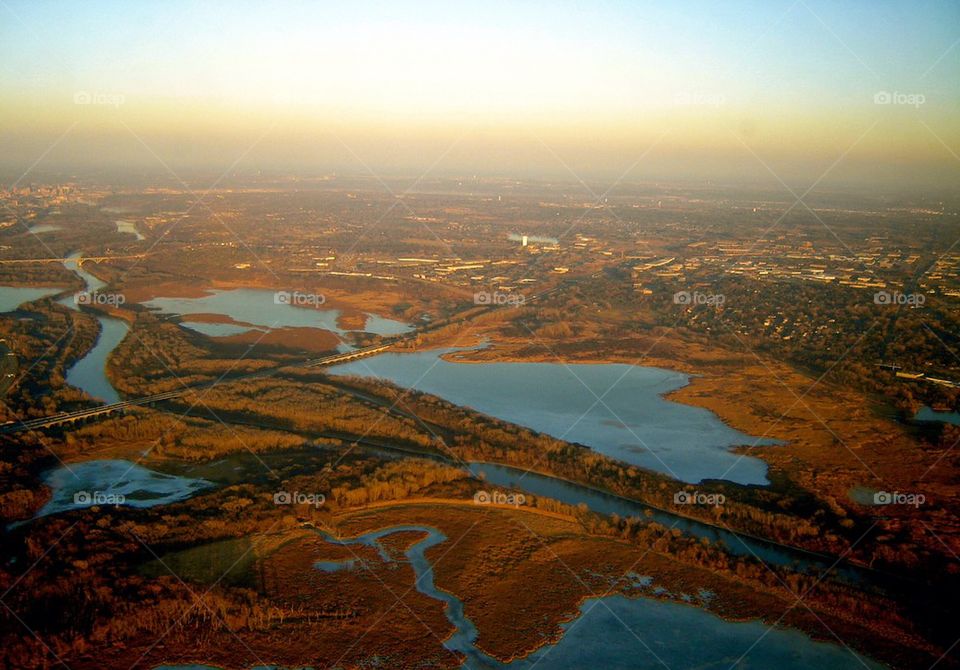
[0,286,62,312]
[184,523,881,670]
[59,252,128,403]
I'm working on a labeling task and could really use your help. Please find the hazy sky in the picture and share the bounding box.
[1,0,958,189]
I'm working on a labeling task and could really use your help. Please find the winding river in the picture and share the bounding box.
[59,252,128,403]
[305,524,883,669]
[0,256,127,403]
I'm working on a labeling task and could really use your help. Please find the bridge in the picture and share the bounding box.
[1,343,397,434]
[1,280,568,435]
[0,254,149,265]
[3,389,185,433]
[304,344,392,368]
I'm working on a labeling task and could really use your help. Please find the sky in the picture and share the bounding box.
[1,0,958,190]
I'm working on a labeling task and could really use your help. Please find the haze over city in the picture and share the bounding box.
[2,0,959,188]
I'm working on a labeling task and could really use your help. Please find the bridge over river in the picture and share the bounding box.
[1,343,392,434]
[1,279,565,435]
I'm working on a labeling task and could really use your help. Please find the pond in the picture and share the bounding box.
[915,406,960,426]
[32,459,213,520]
[115,219,145,240]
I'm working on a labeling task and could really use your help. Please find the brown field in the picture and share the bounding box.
[216,326,341,353]
[331,503,916,667]
[75,500,906,669]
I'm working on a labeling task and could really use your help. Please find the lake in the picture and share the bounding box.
[517,593,883,669]
[142,288,412,338]
[329,348,780,485]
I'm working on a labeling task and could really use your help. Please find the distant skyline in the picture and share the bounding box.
[1,0,958,190]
